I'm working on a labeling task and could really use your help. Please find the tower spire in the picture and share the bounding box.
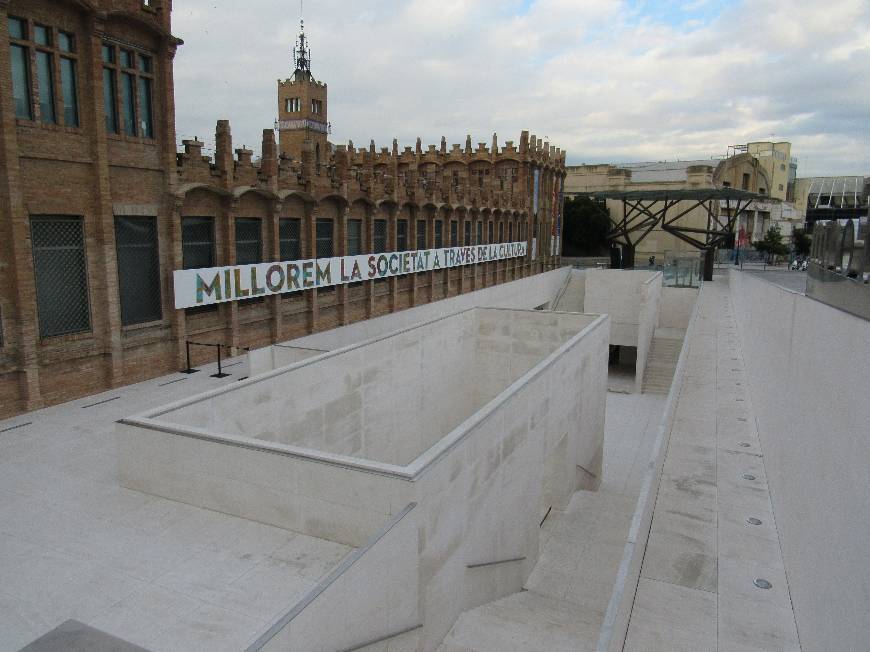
[292,6,313,80]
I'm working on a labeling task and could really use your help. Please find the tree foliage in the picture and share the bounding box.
[753,225,790,262]
[562,196,612,256]
[791,228,812,257]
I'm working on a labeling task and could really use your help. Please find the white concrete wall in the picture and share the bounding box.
[412,314,610,650]
[248,345,326,377]
[582,269,662,394]
[249,268,571,374]
[659,286,698,329]
[155,309,597,468]
[118,308,609,650]
[583,269,658,347]
[163,311,480,465]
[635,274,663,392]
[255,504,420,652]
[117,421,404,547]
[729,270,870,652]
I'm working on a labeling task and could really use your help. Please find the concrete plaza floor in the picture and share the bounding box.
[0,358,351,652]
[1,273,802,651]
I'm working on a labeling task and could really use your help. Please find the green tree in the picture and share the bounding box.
[792,228,811,257]
[753,225,790,263]
[562,196,612,256]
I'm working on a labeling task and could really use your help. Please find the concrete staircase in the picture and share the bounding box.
[641,332,683,394]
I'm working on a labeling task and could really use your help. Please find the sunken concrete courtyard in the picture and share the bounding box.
[3,267,869,651]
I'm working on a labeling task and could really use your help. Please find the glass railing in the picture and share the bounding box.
[661,251,702,288]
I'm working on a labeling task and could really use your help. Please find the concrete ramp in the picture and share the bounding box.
[552,272,585,312]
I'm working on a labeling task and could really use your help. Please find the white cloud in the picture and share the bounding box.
[172,0,870,176]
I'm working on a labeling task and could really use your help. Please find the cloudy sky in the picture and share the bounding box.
[172,0,870,177]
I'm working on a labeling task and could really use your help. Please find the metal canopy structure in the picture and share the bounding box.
[588,188,763,280]
[592,188,760,251]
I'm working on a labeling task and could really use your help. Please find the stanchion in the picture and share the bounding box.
[211,344,229,378]
[180,341,199,374]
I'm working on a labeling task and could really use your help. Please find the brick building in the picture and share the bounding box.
[0,0,566,418]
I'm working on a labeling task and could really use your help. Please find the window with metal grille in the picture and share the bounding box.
[464,221,472,245]
[31,216,91,338]
[182,217,214,269]
[346,219,362,255]
[416,220,426,250]
[498,222,504,243]
[115,216,161,326]
[488,222,494,244]
[450,220,458,247]
[316,218,333,258]
[397,219,408,251]
[236,218,263,304]
[434,221,443,248]
[235,218,262,265]
[279,218,301,261]
[373,219,387,253]
[477,222,483,245]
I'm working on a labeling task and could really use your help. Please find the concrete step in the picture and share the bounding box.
[642,335,683,395]
[438,590,598,651]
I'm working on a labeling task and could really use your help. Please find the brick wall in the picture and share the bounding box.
[0,0,566,419]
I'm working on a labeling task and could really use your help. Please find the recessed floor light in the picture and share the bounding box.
[747,517,762,525]
[738,442,750,447]
[743,474,756,481]
[754,578,772,589]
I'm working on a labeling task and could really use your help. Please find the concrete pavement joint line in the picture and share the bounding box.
[467,556,527,569]
[156,378,187,387]
[0,421,32,433]
[336,623,424,652]
[80,396,120,408]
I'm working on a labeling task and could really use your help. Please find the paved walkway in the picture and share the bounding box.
[624,276,800,651]
[0,357,351,652]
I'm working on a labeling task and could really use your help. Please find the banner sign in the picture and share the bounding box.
[173,242,528,309]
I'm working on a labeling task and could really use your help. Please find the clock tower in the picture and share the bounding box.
[277,20,329,164]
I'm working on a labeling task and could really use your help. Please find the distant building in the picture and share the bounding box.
[742,141,796,201]
[564,142,806,258]
[793,176,869,228]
